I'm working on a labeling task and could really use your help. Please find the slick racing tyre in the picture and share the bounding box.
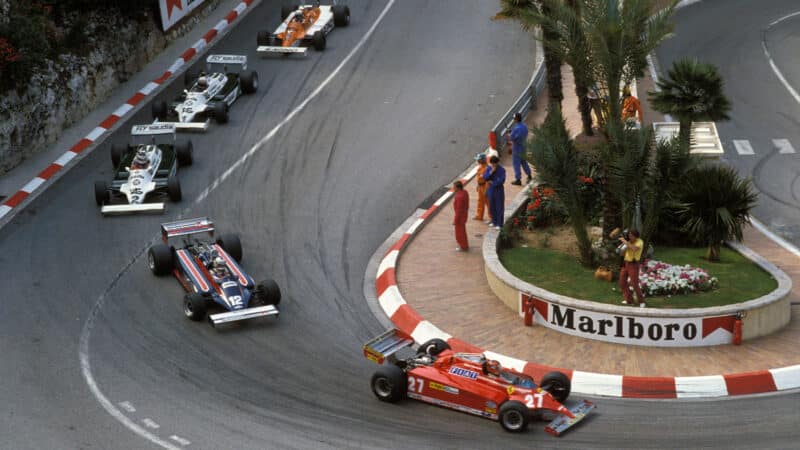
[176,140,194,167]
[184,68,198,88]
[257,30,270,46]
[241,71,258,94]
[110,144,124,169]
[213,102,229,124]
[312,31,326,51]
[216,233,243,262]
[151,100,168,121]
[541,371,571,403]
[94,180,109,206]
[332,5,350,27]
[417,339,450,357]
[184,293,207,321]
[281,4,298,21]
[499,401,529,432]
[371,365,406,403]
[167,175,182,202]
[148,244,174,276]
[256,279,281,306]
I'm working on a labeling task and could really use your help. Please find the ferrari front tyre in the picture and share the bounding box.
[176,140,194,167]
[332,5,350,27]
[110,144,124,169]
[370,365,406,403]
[257,30,270,46]
[499,401,529,432]
[213,102,229,124]
[312,31,326,51]
[184,293,207,321]
[417,338,450,357]
[241,71,258,95]
[167,175,182,202]
[256,279,281,306]
[216,233,243,262]
[540,371,571,403]
[94,181,109,206]
[151,100,167,121]
[281,4,298,21]
[148,244,174,276]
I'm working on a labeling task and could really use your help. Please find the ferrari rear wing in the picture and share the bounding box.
[161,217,215,239]
[363,328,414,365]
[544,399,595,437]
[101,202,165,216]
[208,305,279,327]
[257,46,308,56]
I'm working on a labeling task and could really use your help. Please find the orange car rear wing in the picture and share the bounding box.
[363,328,414,365]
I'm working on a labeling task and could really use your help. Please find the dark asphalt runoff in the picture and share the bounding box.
[2,0,799,449]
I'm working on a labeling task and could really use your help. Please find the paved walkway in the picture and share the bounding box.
[396,66,800,377]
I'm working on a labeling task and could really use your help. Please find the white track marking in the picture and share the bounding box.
[79,2,397,449]
[54,151,77,166]
[733,140,754,155]
[143,418,161,429]
[773,138,795,154]
[762,11,800,106]
[118,401,136,413]
[170,435,192,446]
[0,205,11,220]
[191,0,398,207]
[86,126,106,141]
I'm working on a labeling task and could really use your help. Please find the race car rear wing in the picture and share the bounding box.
[161,217,215,240]
[363,328,414,365]
[152,119,209,133]
[101,202,165,216]
[208,305,279,327]
[207,54,248,72]
[256,45,308,56]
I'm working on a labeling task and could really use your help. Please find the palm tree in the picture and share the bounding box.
[649,58,731,151]
[676,164,757,262]
[529,105,593,266]
[495,0,563,107]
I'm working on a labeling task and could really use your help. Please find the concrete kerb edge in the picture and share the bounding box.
[0,0,262,232]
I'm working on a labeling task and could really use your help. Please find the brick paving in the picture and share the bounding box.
[396,67,800,377]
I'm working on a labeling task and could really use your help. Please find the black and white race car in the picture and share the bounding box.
[94,123,192,215]
[256,3,350,56]
[151,54,258,131]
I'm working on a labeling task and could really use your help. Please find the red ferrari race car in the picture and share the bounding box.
[363,329,595,436]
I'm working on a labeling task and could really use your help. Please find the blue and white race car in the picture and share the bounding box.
[147,217,281,327]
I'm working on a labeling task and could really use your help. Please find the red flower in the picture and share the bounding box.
[527,204,535,211]
[533,199,541,209]
[543,188,556,197]
[527,216,535,222]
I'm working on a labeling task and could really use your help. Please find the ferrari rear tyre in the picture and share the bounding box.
[110,144,124,168]
[281,4,298,21]
[241,71,258,94]
[256,279,281,306]
[499,401,529,432]
[151,100,167,121]
[541,371,571,403]
[371,365,406,403]
[167,175,182,202]
[184,293,207,321]
[417,339,450,357]
[257,30,270,46]
[333,5,350,27]
[312,31,326,51]
[213,102,229,124]
[148,244,174,276]
[216,233,243,262]
[94,181,109,206]
[176,140,193,167]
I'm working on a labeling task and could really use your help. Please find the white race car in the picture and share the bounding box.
[257,3,350,56]
[94,123,193,215]
[151,55,258,132]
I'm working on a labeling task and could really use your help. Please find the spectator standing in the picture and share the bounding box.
[473,153,489,222]
[618,229,646,307]
[484,155,506,229]
[621,85,643,127]
[452,181,469,251]
[507,112,532,186]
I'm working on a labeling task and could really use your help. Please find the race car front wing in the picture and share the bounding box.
[544,399,595,437]
[101,202,165,215]
[257,45,308,56]
[208,305,279,326]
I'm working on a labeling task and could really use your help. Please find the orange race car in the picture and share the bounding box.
[257,3,351,56]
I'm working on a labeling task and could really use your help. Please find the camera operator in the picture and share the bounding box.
[618,229,646,307]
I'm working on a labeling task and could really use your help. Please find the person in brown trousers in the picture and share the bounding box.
[452,180,469,251]
[473,153,488,222]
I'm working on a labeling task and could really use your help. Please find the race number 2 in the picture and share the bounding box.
[407,376,423,394]
[525,393,543,408]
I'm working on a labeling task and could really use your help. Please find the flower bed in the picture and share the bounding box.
[638,260,719,296]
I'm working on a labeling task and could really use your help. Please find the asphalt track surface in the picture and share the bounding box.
[2,1,799,449]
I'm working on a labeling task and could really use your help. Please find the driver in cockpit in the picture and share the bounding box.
[210,256,230,280]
